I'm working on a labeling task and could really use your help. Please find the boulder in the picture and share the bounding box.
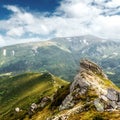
[106,89,118,101]
[101,95,108,102]
[117,102,120,109]
[30,103,37,112]
[39,96,51,108]
[59,94,74,110]
[109,101,117,109]
[94,99,104,112]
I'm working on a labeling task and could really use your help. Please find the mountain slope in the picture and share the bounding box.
[0,72,68,120]
[0,35,120,86]
[32,59,120,120]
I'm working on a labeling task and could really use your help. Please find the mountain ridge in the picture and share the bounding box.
[0,35,120,86]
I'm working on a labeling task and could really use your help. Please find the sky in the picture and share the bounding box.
[0,0,120,47]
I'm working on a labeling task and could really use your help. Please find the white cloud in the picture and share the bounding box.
[4,5,21,13]
[106,0,120,7]
[7,27,24,37]
[0,0,120,47]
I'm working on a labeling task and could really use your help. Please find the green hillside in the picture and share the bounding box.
[0,72,68,120]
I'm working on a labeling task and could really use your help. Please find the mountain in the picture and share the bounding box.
[9,59,120,120]
[0,72,68,120]
[0,35,120,86]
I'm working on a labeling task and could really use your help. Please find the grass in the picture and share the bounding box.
[68,109,120,120]
[96,74,120,91]
[0,72,68,120]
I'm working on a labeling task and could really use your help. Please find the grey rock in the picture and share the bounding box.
[94,99,104,112]
[106,88,118,101]
[117,102,120,109]
[101,95,108,102]
[59,93,75,110]
[37,96,51,108]
[70,74,89,92]
[31,103,37,111]
[28,103,38,116]
[109,101,117,109]
[118,92,120,102]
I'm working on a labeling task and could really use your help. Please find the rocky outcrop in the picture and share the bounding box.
[106,88,119,101]
[59,59,120,112]
[59,73,89,110]
[94,88,120,111]
[28,96,51,117]
[80,59,108,79]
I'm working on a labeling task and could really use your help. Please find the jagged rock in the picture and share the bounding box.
[80,59,108,79]
[59,59,120,113]
[101,95,108,102]
[106,88,118,101]
[94,99,104,112]
[70,73,89,92]
[38,96,51,108]
[30,103,37,112]
[59,93,74,110]
[109,101,117,109]
[59,69,89,110]
[59,59,107,111]
[117,102,120,109]
[28,103,38,117]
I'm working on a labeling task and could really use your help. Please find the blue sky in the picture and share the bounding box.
[0,0,61,19]
[0,0,120,47]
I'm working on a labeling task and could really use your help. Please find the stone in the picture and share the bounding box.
[106,89,118,101]
[70,74,89,92]
[30,103,37,112]
[94,99,104,112]
[40,96,51,108]
[109,101,117,109]
[101,95,108,102]
[59,93,75,111]
[15,107,20,112]
[117,102,120,109]
[118,92,120,102]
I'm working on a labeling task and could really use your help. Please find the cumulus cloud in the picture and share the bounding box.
[0,0,120,47]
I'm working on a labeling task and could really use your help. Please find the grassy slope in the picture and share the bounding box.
[0,72,68,119]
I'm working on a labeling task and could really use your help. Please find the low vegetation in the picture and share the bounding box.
[0,72,68,120]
